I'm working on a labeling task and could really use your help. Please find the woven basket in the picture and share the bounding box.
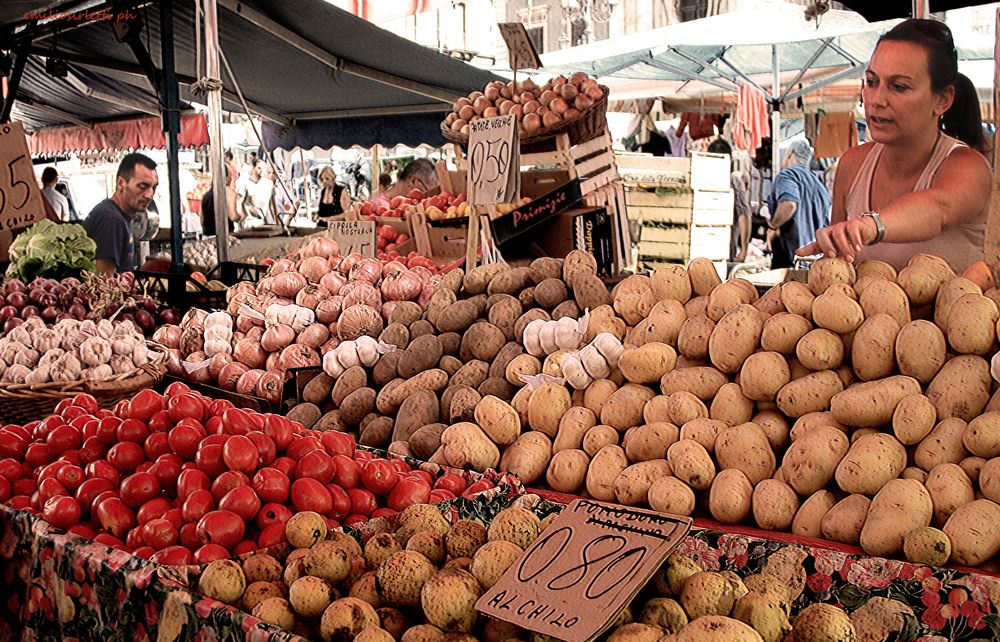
[441,85,610,154]
[0,342,169,424]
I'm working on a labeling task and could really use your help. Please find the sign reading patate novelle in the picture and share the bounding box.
[498,22,543,71]
[475,500,692,642]
[467,115,520,206]
[0,122,46,233]
[327,220,376,258]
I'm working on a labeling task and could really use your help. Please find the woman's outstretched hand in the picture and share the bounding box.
[796,217,877,263]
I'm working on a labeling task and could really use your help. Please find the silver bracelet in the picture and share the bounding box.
[861,211,885,245]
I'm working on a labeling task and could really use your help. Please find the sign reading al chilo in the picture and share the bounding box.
[490,178,582,244]
[475,499,692,642]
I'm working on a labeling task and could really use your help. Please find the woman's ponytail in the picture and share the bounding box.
[941,72,985,152]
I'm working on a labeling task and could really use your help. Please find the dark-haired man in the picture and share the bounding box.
[84,152,158,275]
[41,167,70,221]
[369,158,438,211]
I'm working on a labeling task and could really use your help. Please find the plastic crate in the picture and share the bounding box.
[134,261,266,311]
[207,261,267,284]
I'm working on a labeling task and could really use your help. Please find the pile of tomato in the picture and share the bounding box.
[359,189,467,220]
[0,385,494,566]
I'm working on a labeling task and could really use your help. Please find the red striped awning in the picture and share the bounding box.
[27,112,210,156]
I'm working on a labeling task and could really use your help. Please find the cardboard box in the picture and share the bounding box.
[535,206,615,276]
[491,176,582,244]
[692,189,735,226]
[690,151,731,192]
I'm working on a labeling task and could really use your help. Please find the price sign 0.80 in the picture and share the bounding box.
[475,500,691,642]
[0,122,46,233]
[467,115,519,206]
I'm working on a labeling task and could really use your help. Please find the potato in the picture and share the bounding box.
[738,352,790,402]
[667,439,716,490]
[943,499,1000,565]
[811,292,864,334]
[760,313,812,356]
[552,407,597,452]
[624,422,679,462]
[851,314,901,381]
[709,384,753,427]
[533,278,568,309]
[601,384,657,433]
[527,383,571,437]
[962,411,1000,457]
[859,279,911,327]
[707,281,751,322]
[435,300,478,333]
[795,329,843,371]
[634,300,687,347]
[859,478,933,556]
[475,395,521,447]
[960,456,986,485]
[563,249,598,287]
[505,354,541,386]
[781,426,850,495]
[775,370,844,418]
[820,494,870,545]
[925,463,974,527]
[830,375,920,428]
[615,460,673,506]
[753,410,790,451]
[709,469,753,523]
[440,422,500,472]
[582,424,620,456]
[903,527,952,567]
[661,366,728,401]
[687,257,722,296]
[677,315,715,360]
[574,274,611,310]
[618,342,677,384]
[791,490,837,538]
[890,322,945,387]
[614,275,655,325]
[807,257,856,295]
[834,433,906,495]
[716,422,775,485]
[529,257,563,284]
[586,445,629,501]
[708,304,764,374]
[499,432,551,486]
[545,449,590,494]
[648,476,696,516]
[487,295,522,342]
[896,264,941,306]
[679,418,726,453]
[914,417,967,471]
[751,479,799,531]
[946,293,999,355]
[780,282,815,320]
[685,295,710,317]
[926,355,990,421]
[892,394,936,445]
[447,387,482,424]
[856,259,897,281]
[651,265,693,302]
[584,305,627,343]
[287,403,322,429]
[934,276,982,332]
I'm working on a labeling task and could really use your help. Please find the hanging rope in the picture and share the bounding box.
[190,0,223,98]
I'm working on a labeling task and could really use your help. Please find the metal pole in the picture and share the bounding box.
[161,0,184,273]
[0,45,29,124]
[771,44,781,183]
[913,0,930,18]
[204,0,229,262]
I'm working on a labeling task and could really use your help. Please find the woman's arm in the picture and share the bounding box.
[340,187,351,212]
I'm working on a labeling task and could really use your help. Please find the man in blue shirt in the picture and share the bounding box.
[84,153,158,275]
[767,139,831,269]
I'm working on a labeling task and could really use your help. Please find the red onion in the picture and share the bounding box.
[349,258,383,286]
[320,271,347,294]
[236,369,266,396]
[268,258,296,275]
[296,323,330,349]
[410,266,433,279]
[381,301,400,323]
[298,256,330,284]
[341,282,381,309]
[382,261,407,277]
[265,352,280,372]
[208,352,234,379]
[338,254,361,275]
[218,362,249,391]
[337,305,384,341]
[153,325,183,349]
[261,324,295,353]
[227,282,255,303]
[166,348,185,376]
[295,285,326,310]
[418,275,442,309]
[256,371,285,403]
[380,269,422,302]
[270,272,308,298]
[316,296,344,324]
[320,337,340,353]
[236,314,258,333]
[233,338,266,368]
[279,344,321,370]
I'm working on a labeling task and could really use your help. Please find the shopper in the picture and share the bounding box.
[201,166,238,237]
[767,139,831,269]
[40,167,70,222]
[235,159,264,226]
[54,183,79,221]
[797,19,991,272]
[369,158,438,211]
[317,166,350,217]
[83,153,158,275]
[707,138,752,262]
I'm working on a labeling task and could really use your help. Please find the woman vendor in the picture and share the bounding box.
[797,19,991,273]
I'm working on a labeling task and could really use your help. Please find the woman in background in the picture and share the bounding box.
[317,166,349,217]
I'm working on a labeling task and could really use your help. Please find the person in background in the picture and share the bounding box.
[378,172,393,194]
[83,153,158,276]
[201,166,238,237]
[317,167,350,217]
[235,159,263,226]
[707,138,752,262]
[798,19,991,272]
[224,150,238,188]
[255,165,278,225]
[54,183,79,222]
[40,167,70,222]
[768,139,831,269]
[369,158,438,211]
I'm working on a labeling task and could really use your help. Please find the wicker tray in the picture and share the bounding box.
[441,85,609,153]
[233,225,283,239]
[0,342,169,424]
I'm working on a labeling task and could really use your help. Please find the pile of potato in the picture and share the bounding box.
[286,249,1000,569]
[196,502,912,642]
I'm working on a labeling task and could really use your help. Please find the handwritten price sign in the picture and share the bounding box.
[467,115,519,206]
[0,122,46,233]
[327,220,376,258]
[476,500,691,642]
[498,22,542,71]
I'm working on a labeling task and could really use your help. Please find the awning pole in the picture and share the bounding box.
[204,0,230,262]
[372,145,380,197]
[771,44,781,182]
[0,44,29,124]
[913,0,930,18]
[161,0,185,273]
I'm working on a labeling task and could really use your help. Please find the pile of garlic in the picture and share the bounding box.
[0,317,152,384]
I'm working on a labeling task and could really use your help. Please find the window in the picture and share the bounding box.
[526,25,545,53]
[679,0,709,21]
[517,5,548,54]
[570,18,586,46]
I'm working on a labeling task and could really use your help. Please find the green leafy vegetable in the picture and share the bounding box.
[6,220,97,281]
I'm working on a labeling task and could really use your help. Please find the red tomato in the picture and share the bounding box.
[136,497,173,525]
[75,477,114,515]
[219,485,261,521]
[221,408,256,436]
[352,449,373,463]
[407,470,434,487]
[372,507,398,519]
[200,434,228,448]
[68,524,95,539]
[0,431,26,459]
[262,415,294,451]
[348,488,378,516]
[107,442,145,474]
[116,419,149,444]
[286,436,322,461]
[163,509,184,530]
[272,456,297,479]
[143,432,171,461]
[128,389,163,422]
[150,545,192,566]
[332,455,361,489]
[193,543,231,564]
[133,546,155,559]
[79,437,107,465]
[92,533,124,548]
[389,459,411,474]
[234,540,258,556]
[167,393,205,423]
[148,410,173,434]
[96,417,121,445]
[211,470,250,502]
[0,458,21,482]
[0,477,9,502]
[222,435,259,473]
[176,469,211,501]
[37,477,68,503]
[256,502,293,530]
[296,449,334,483]
[125,526,146,549]
[257,523,286,549]
[343,514,369,527]
[429,489,455,503]
[167,424,202,459]
[252,468,290,504]
[72,393,99,415]
[194,444,227,478]
[95,497,136,538]
[135,461,155,474]
[434,473,467,495]
[205,416,224,435]
[42,495,81,529]
[207,399,234,418]
[46,425,82,452]
[142,518,178,550]
[56,464,85,490]
[362,459,399,496]
[85,459,120,485]
[120,472,161,509]
[196,510,245,549]
[24,443,55,468]
[8,495,32,510]
[148,458,182,492]
[164,383,192,399]
[178,523,201,550]
[181,489,215,522]
[290,478,333,514]
[321,431,354,458]
[246,432,276,467]
[387,477,431,512]
[326,484,352,521]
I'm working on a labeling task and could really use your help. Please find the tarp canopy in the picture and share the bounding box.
[27,112,210,156]
[4,0,500,151]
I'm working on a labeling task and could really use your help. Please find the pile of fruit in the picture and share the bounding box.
[0,386,502,566]
[443,73,605,138]
[193,504,884,642]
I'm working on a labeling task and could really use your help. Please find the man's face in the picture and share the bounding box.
[251,166,262,181]
[118,165,158,214]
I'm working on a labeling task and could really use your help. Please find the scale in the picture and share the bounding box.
[131,208,160,267]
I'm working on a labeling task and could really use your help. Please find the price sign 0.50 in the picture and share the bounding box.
[476,500,691,642]
[0,122,46,233]
[467,115,519,206]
